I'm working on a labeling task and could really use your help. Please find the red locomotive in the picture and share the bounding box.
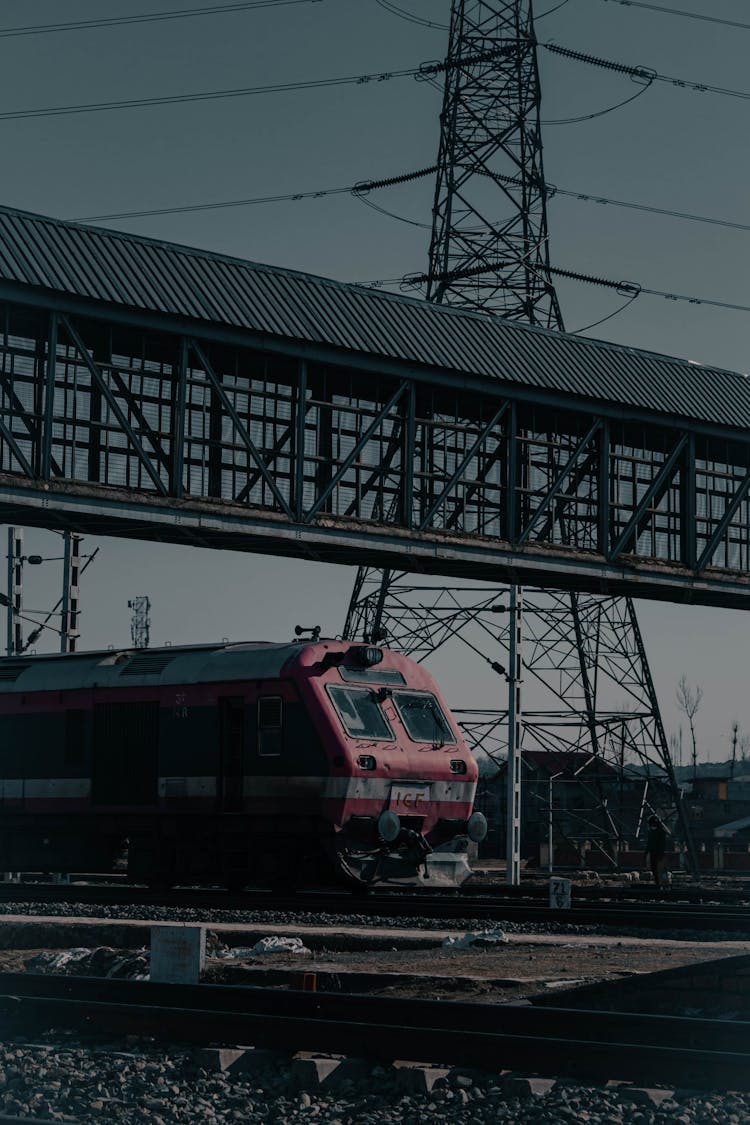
[0,638,486,887]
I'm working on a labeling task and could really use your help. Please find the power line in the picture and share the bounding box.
[0,47,510,124]
[74,186,353,222]
[372,0,571,25]
[366,263,750,319]
[73,165,750,239]
[544,41,750,103]
[0,0,322,40]
[372,0,447,30]
[0,71,416,124]
[599,0,750,34]
[547,183,750,235]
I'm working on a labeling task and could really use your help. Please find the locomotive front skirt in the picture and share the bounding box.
[0,639,486,887]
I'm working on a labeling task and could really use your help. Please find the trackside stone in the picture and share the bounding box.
[150,925,205,984]
[290,1056,342,1088]
[393,1063,450,1093]
[193,1048,248,1073]
[325,1057,376,1087]
[504,1076,556,1098]
[617,1087,677,1106]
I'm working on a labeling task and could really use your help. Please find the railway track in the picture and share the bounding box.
[2,883,750,933]
[1,972,748,1091]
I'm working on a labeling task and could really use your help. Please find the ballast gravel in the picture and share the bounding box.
[0,899,744,943]
[0,1036,749,1124]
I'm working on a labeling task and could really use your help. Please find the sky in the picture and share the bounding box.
[1,0,748,761]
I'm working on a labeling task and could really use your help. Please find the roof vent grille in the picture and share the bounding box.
[120,652,176,677]
[0,661,32,683]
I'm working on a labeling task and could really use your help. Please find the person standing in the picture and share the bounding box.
[645,815,667,888]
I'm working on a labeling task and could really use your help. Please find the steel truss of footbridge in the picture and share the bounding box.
[0,207,749,608]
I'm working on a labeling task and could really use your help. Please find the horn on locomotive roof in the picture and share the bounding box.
[294,624,321,642]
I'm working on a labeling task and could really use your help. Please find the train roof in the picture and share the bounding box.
[0,641,309,693]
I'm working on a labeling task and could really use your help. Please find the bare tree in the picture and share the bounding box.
[676,675,703,782]
[741,734,750,766]
[731,720,741,779]
[669,731,681,771]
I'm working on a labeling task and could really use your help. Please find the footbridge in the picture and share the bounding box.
[0,206,749,607]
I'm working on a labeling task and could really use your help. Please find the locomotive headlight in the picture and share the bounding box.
[378,810,401,843]
[351,645,384,667]
[466,811,488,843]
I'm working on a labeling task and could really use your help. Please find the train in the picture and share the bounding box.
[0,637,487,888]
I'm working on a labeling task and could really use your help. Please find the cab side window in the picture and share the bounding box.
[258,696,283,756]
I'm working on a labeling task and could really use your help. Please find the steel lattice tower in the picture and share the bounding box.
[128,596,151,650]
[344,0,695,874]
[426,0,562,327]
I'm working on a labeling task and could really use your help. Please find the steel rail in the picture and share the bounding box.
[1,974,749,1091]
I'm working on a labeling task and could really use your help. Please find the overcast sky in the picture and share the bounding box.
[1,0,748,761]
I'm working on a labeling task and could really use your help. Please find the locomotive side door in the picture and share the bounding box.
[218,696,245,813]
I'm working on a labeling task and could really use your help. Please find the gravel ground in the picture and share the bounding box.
[1,1035,749,1124]
[0,900,746,943]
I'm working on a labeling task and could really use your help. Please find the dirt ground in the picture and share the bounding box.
[202,935,750,1001]
[6,916,749,1004]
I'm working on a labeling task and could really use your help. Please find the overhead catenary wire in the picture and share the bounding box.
[0,0,323,40]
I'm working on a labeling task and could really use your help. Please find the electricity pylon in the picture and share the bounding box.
[344,0,696,877]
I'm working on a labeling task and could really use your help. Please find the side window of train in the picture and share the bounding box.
[258,696,283,757]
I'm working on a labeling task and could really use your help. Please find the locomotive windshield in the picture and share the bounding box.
[393,691,456,745]
[328,685,394,740]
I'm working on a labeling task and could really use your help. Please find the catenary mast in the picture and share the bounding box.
[344,0,696,880]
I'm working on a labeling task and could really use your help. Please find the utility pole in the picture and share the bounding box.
[3,529,97,656]
[60,532,81,653]
[5,527,23,657]
[505,586,523,884]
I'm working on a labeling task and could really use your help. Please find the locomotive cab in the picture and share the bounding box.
[295,641,486,886]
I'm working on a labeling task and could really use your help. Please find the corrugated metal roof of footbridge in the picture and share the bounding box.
[0,205,748,431]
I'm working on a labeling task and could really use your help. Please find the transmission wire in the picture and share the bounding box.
[0,47,516,124]
[0,0,322,40]
[598,0,750,34]
[372,0,447,30]
[73,164,750,238]
[544,41,750,102]
[364,263,750,319]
